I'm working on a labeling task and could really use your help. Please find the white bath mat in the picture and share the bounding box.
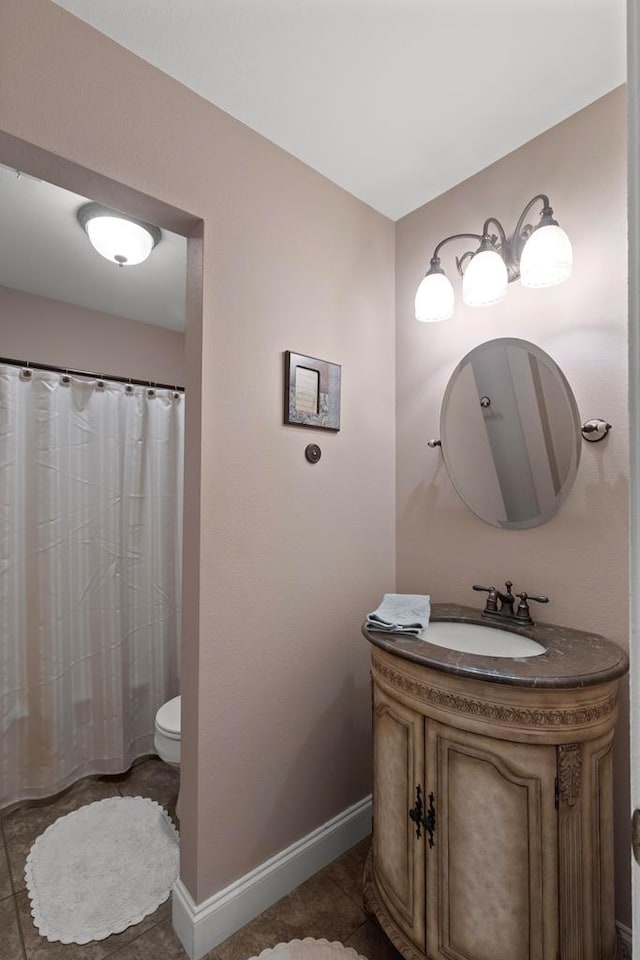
[25,795,179,944]
[248,940,368,960]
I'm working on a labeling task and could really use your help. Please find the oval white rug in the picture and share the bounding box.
[25,795,179,944]
[249,940,368,960]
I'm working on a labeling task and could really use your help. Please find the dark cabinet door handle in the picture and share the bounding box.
[423,791,436,848]
[409,785,424,839]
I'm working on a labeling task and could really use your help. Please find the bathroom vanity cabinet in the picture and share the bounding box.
[363,605,628,960]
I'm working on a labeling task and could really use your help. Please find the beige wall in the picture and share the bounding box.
[0,285,185,385]
[395,87,630,922]
[0,0,396,905]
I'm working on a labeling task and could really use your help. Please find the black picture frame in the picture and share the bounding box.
[283,351,341,431]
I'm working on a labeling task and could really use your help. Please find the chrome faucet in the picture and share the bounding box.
[473,581,549,626]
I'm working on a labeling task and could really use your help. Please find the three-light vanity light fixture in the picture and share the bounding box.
[415,194,573,323]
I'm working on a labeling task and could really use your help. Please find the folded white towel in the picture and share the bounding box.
[366,594,430,636]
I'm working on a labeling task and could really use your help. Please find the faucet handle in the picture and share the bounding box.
[515,591,549,624]
[473,584,499,614]
[519,592,549,605]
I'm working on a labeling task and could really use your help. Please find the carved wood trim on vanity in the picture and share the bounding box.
[371,654,618,729]
[557,743,582,805]
[557,744,584,960]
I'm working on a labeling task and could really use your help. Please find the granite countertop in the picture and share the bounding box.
[362,602,629,688]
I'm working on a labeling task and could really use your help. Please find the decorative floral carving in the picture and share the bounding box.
[371,656,617,728]
[557,743,582,806]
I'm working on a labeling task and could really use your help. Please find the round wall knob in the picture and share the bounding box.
[305,443,322,464]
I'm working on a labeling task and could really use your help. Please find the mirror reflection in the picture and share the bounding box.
[440,338,581,529]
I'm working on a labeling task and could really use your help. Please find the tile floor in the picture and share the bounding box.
[0,759,401,960]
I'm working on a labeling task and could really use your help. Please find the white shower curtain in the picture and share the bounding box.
[0,364,183,809]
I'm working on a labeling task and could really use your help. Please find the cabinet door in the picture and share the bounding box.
[425,721,558,960]
[372,683,426,951]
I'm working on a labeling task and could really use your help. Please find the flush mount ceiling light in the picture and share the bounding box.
[77,203,161,267]
[414,194,573,323]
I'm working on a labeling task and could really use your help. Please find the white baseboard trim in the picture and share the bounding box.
[617,920,632,956]
[173,794,372,960]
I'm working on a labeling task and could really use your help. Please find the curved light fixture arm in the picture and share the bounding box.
[481,216,508,247]
[428,233,484,278]
[432,232,483,263]
[512,193,553,242]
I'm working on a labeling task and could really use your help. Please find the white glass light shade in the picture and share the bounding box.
[519,223,573,288]
[462,249,508,307]
[85,215,155,266]
[415,271,455,322]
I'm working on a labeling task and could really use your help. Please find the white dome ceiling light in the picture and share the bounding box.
[77,203,161,267]
[414,195,572,323]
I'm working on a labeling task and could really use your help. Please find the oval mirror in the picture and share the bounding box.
[440,338,581,529]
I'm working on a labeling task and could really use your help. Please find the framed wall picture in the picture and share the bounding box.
[284,351,341,431]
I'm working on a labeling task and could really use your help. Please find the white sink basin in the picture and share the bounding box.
[424,621,545,658]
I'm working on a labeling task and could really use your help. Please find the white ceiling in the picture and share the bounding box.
[0,164,186,330]
[52,0,626,221]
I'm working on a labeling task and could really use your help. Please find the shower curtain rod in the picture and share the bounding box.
[0,355,185,392]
